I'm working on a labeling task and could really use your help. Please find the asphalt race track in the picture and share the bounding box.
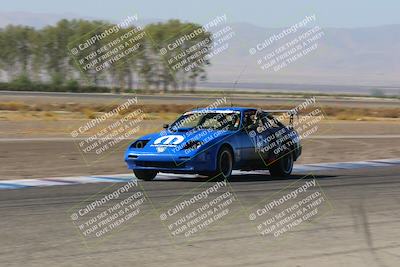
[1,164,399,267]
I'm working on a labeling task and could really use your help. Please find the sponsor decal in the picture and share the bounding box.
[153,135,185,146]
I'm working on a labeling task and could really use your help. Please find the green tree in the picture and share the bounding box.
[0,18,213,93]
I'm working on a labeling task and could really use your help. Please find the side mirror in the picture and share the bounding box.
[163,123,169,129]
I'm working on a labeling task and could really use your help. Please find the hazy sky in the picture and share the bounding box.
[1,0,399,28]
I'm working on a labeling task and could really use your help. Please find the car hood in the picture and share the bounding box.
[132,129,233,154]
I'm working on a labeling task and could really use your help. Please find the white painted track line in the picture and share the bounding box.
[0,158,399,190]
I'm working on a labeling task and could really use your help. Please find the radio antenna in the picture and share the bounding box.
[230,65,247,107]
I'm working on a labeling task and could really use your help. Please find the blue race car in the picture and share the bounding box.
[125,107,302,180]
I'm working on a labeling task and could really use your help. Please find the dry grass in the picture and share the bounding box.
[0,101,398,120]
[319,106,399,120]
[0,102,30,111]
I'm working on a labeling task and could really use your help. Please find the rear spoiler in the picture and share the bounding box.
[262,109,298,126]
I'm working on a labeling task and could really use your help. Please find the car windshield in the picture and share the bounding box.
[170,111,241,131]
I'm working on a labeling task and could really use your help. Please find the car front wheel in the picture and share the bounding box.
[209,147,233,180]
[133,170,158,181]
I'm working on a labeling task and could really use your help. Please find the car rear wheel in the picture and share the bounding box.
[133,170,158,181]
[210,147,233,180]
[269,152,293,177]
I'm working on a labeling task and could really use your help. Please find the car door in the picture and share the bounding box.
[250,111,277,162]
[232,110,261,168]
[258,112,287,159]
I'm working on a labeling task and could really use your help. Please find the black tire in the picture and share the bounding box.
[133,170,157,181]
[269,152,293,177]
[209,146,233,180]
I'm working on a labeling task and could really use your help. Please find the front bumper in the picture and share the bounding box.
[124,150,216,174]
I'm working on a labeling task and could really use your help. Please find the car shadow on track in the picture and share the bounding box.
[154,173,336,183]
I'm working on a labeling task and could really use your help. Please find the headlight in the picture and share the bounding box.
[131,140,149,149]
[182,140,203,151]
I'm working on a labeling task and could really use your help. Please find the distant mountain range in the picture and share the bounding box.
[1,11,400,93]
[204,23,400,90]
